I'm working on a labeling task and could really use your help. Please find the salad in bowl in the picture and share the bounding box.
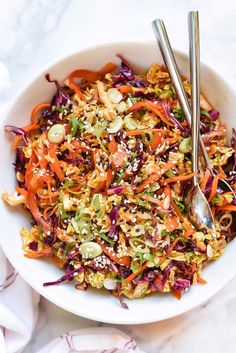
[3,53,236,308]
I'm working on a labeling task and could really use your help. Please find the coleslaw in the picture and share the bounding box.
[3,55,236,305]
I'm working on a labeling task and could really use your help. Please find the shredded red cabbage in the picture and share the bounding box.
[45,74,71,107]
[200,122,211,134]
[171,260,195,280]
[161,264,173,288]
[209,109,219,121]
[117,283,129,309]
[107,186,125,195]
[107,206,119,238]
[188,240,206,254]
[61,157,94,168]
[14,149,26,187]
[28,241,38,251]
[173,278,191,291]
[161,101,190,137]
[112,54,147,88]
[172,239,187,252]
[5,125,28,144]
[43,268,83,287]
[232,128,236,171]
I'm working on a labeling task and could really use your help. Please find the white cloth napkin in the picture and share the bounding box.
[0,63,145,353]
[37,327,145,353]
[0,248,40,353]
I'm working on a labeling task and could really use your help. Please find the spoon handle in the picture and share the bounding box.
[152,19,213,174]
[189,11,200,186]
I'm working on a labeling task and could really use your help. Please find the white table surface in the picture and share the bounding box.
[0,0,236,352]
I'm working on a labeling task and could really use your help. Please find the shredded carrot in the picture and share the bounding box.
[69,62,117,83]
[108,135,118,154]
[24,248,51,258]
[161,172,196,185]
[97,239,131,267]
[200,168,211,191]
[150,130,164,151]
[141,195,164,207]
[106,168,115,190]
[162,136,179,145]
[43,204,58,220]
[197,276,207,284]
[48,144,65,182]
[129,101,174,126]
[124,263,148,284]
[37,190,60,199]
[93,180,106,194]
[71,140,93,152]
[217,204,236,212]
[125,130,147,136]
[167,237,182,255]
[15,186,27,197]
[31,102,50,124]
[165,215,179,232]
[170,198,185,222]
[171,288,182,300]
[116,85,133,93]
[25,152,37,187]
[98,62,118,77]
[27,189,51,232]
[218,165,227,179]
[208,144,217,155]
[208,174,221,202]
[12,136,22,150]
[135,162,174,193]
[182,220,195,237]
[211,206,216,217]
[66,78,84,99]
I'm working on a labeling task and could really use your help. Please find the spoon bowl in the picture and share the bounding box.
[186,184,216,232]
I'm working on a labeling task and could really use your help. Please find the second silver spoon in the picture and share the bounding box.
[186,11,216,233]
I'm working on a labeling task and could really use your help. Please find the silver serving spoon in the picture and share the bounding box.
[186,11,215,232]
[152,19,234,195]
[152,13,215,232]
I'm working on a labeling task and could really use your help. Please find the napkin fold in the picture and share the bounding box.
[37,327,145,353]
[0,248,40,353]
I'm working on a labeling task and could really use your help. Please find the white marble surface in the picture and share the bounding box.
[0,0,236,352]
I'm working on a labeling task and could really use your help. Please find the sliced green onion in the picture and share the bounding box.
[93,122,105,137]
[201,108,210,117]
[104,278,118,290]
[48,124,65,143]
[116,101,127,113]
[79,241,102,259]
[98,233,115,245]
[62,242,74,259]
[58,205,70,220]
[62,181,81,195]
[131,252,144,273]
[129,238,149,253]
[211,194,223,206]
[130,224,145,237]
[70,118,84,137]
[173,198,185,211]
[107,116,123,133]
[165,170,175,178]
[173,108,185,122]
[91,194,103,218]
[124,116,138,130]
[107,88,123,103]
[179,137,192,153]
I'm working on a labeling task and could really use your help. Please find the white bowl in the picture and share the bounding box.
[0,41,236,324]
